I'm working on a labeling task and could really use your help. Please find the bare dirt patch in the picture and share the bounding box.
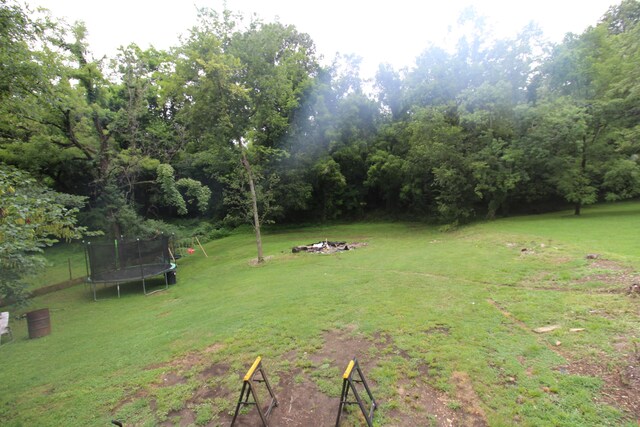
[425,324,451,335]
[268,367,336,426]
[556,339,640,421]
[204,343,225,354]
[248,255,275,266]
[197,361,228,379]
[588,258,630,272]
[306,329,462,427]
[390,364,458,426]
[213,329,371,427]
[576,258,640,294]
[112,345,233,425]
[160,408,196,427]
[159,371,187,387]
[307,327,376,367]
[112,330,482,426]
[558,354,640,420]
[145,347,215,372]
[578,272,640,292]
[451,372,488,427]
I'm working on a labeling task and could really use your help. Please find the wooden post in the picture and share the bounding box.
[195,236,208,257]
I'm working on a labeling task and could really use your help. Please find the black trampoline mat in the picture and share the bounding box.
[90,264,174,283]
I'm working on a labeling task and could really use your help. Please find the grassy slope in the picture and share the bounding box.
[1,202,639,426]
[25,242,86,290]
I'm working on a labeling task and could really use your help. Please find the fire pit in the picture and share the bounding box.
[292,240,367,254]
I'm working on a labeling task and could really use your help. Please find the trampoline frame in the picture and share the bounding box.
[84,237,176,301]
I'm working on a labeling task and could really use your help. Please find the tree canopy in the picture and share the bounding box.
[1,0,640,236]
[0,163,93,304]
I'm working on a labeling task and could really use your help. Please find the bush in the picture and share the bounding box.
[208,227,232,240]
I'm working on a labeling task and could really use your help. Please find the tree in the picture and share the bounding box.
[0,164,94,305]
[311,157,346,221]
[457,81,525,218]
[223,146,280,263]
[514,99,602,215]
[0,0,92,193]
[229,20,318,149]
[537,4,640,214]
[0,4,215,234]
[241,152,264,263]
[155,164,211,216]
[108,45,186,212]
[6,0,640,232]
[226,18,321,220]
[404,107,474,224]
[325,92,380,217]
[169,8,249,151]
[365,148,407,212]
[375,63,405,120]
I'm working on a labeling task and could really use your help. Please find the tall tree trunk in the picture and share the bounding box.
[574,202,582,216]
[575,134,589,216]
[574,123,605,216]
[241,152,264,263]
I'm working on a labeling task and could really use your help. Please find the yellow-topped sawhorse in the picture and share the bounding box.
[335,357,377,427]
[230,356,278,426]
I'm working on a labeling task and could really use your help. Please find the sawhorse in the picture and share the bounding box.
[336,357,377,426]
[231,356,278,426]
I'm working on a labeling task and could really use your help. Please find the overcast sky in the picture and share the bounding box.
[33,0,620,78]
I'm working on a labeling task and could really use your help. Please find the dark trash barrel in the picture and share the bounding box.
[27,308,51,339]
[166,270,177,285]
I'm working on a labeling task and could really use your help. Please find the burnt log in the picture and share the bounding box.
[291,241,349,253]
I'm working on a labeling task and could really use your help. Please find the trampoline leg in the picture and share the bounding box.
[93,283,97,302]
[117,284,120,298]
[142,275,170,296]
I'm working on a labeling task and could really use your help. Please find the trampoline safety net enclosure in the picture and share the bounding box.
[84,236,176,300]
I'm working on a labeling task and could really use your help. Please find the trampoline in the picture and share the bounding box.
[84,236,176,301]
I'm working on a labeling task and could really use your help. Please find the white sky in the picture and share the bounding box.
[32,0,620,79]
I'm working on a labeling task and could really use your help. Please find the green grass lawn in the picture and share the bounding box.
[2,202,640,426]
[25,241,86,290]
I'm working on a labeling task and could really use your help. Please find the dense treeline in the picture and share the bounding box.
[2,0,640,236]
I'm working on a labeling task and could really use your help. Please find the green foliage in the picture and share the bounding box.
[556,168,598,207]
[3,0,640,227]
[229,20,318,149]
[156,164,211,215]
[365,149,407,211]
[176,178,212,214]
[222,154,281,228]
[403,107,477,223]
[0,164,94,304]
[156,163,188,215]
[603,159,640,201]
[311,157,346,221]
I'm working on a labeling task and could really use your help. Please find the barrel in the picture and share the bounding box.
[27,308,51,339]
[166,270,177,285]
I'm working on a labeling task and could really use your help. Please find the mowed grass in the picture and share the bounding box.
[1,202,640,426]
[25,242,86,290]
